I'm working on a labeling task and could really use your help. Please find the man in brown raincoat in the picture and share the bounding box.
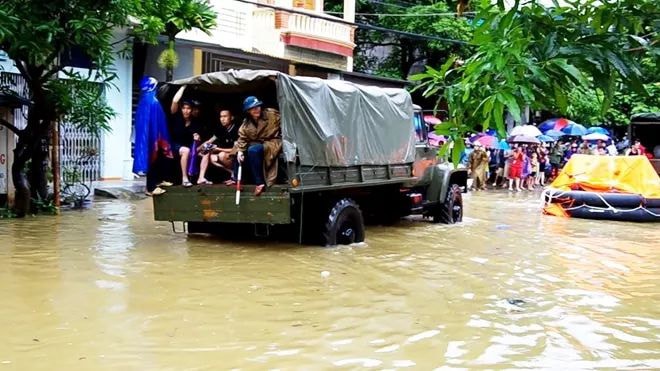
[233,96,282,196]
[468,142,489,191]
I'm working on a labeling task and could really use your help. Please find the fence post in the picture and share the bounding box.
[51,121,61,212]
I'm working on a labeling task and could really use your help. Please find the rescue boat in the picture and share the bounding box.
[543,155,660,223]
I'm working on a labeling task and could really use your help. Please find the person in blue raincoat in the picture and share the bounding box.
[134,76,173,195]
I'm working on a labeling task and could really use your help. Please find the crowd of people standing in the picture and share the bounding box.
[464,137,651,192]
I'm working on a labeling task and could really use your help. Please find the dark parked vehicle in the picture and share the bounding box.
[630,112,660,174]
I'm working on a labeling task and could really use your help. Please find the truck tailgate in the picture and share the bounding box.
[153,185,291,224]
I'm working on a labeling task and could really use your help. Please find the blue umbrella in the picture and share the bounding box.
[562,123,588,136]
[485,128,498,137]
[498,139,511,150]
[544,129,565,138]
[537,134,557,142]
[587,126,609,135]
[538,118,576,132]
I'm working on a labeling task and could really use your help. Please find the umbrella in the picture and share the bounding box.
[544,129,565,138]
[428,132,446,146]
[508,135,541,144]
[468,133,485,143]
[537,134,557,142]
[509,125,542,137]
[587,126,609,135]
[582,133,609,141]
[538,118,576,132]
[424,115,441,125]
[475,135,498,148]
[484,129,498,137]
[562,123,588,136]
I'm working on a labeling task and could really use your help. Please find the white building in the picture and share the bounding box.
[1,0,358,202]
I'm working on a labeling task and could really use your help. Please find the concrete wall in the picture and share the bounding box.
[100,32,135,180]
[143,43,195,82]
[0,108,15,206]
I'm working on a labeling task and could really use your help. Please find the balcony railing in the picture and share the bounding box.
[177,0,355,69]
[286,12,354,45]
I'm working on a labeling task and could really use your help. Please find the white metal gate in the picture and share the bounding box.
[59,123,101,182]
[0,72,102,182]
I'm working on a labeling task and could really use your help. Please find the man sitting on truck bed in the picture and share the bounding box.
[196,109,239,185]
[232,96,282,196]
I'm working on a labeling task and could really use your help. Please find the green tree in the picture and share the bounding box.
[568,57,660,126]
[0,0,140,216]
[325,0,473,79]
[413,0,658,164]
[137,0,216,81]
[0,0,217,216]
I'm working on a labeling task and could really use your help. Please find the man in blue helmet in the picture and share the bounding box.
[231,96,282,196]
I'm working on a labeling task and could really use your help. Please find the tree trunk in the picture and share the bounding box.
[29,136,49,206]
[11,140,31,217]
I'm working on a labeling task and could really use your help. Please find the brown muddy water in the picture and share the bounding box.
[1,191,659,370]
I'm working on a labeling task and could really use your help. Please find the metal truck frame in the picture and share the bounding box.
[153,70,468,246]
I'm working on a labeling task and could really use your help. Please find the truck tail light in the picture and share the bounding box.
[410,193,423,205]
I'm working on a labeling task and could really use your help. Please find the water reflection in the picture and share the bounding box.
[0,192,659,369]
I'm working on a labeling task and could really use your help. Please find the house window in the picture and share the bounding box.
[293,0,315,10]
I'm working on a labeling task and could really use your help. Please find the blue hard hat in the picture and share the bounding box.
[243,96,263,112]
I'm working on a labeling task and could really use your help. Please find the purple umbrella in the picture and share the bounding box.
[187,140,199,177]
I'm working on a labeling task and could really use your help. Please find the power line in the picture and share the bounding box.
[326,11,476,17]
[232,0,470,45]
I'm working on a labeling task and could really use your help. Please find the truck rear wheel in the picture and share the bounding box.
[433,184,463,224]
[322,198,365,246]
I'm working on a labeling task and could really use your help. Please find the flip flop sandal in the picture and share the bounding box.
[224,180,236,186]
[198,180,213,185]
[254,184,266,196]
[152,187,167,195]
[157,181,174,187]
[182,181,193,188]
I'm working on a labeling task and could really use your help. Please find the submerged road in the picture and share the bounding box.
[1,191,658,369]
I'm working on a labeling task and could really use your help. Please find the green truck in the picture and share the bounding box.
[153,70,467,245]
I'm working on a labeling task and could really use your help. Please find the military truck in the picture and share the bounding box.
[153,70,467,246]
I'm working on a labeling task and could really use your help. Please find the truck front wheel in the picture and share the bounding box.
[433,184,463,224]
[322,198,365,246]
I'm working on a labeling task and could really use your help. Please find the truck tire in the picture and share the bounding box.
[433,184,463,224]
[322,198,365,246]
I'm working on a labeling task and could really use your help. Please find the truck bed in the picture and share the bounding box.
[153,184,291,224]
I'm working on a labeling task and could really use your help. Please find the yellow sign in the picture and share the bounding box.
[293,0,315,10]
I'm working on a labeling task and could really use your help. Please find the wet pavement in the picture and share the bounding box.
[1,191,659,369]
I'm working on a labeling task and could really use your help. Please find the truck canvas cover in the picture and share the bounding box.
[169,69,416,167]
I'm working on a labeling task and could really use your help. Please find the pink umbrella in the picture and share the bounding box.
[424,115,441,125]
[428,132,446,146]
[475,135,498,148]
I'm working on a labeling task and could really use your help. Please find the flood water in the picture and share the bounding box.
[1,191,659,370]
